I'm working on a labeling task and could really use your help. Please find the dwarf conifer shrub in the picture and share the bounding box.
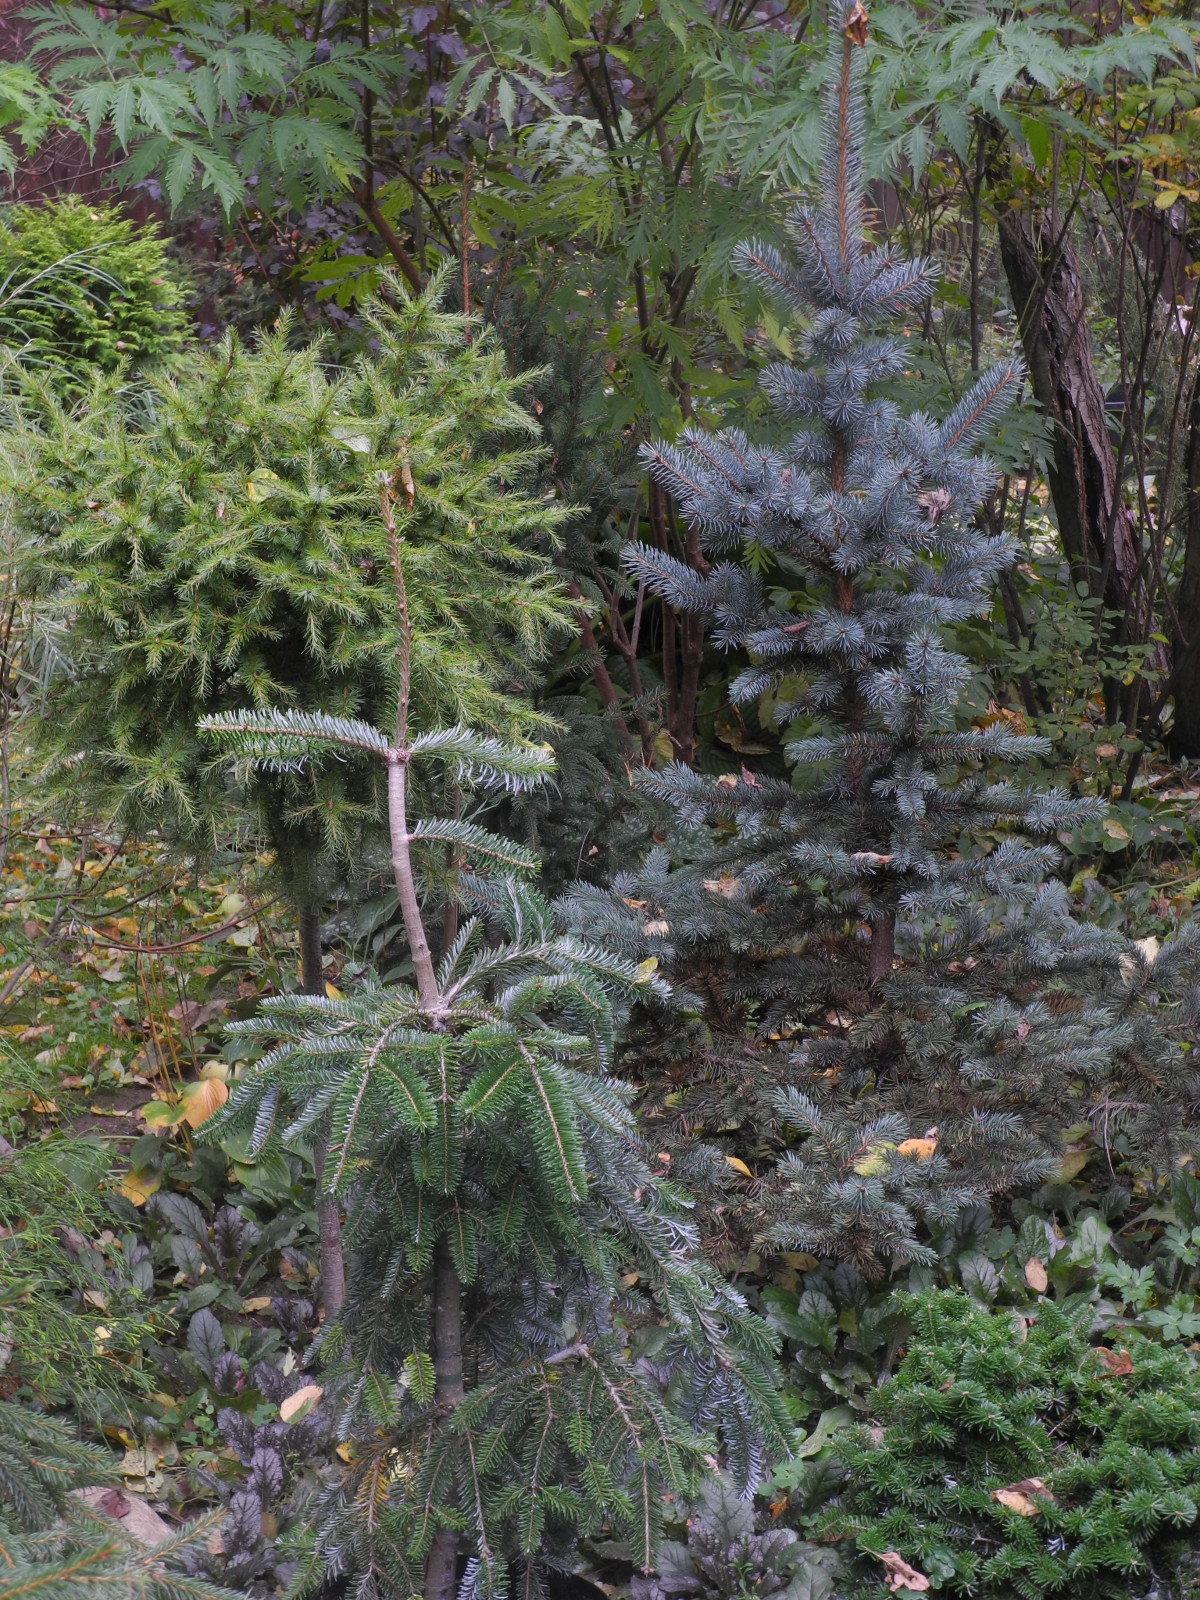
[814,1289,1200,1600]
[0,196,184,377]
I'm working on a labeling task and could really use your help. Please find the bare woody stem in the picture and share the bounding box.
[381,470,441,1012]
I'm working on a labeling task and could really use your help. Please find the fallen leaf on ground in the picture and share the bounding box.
[1098,1347,1134,1377]
[280,1384,322,1424]
[877,1551,930,1594]
[994,1478,1054,1516]
[178,1075,228,1128]
[117,1167,161,1207]
[1024,1257,1048,1293]
[897,1136,937,1159]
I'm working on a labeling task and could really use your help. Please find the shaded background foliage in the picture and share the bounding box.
[3,3,1200,1600]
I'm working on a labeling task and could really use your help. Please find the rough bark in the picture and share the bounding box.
[298,902,346,1321]
[1169,369,1200,757]
[867,910,895,987]
[424,1238,465,1600]
[995,208,1148,629]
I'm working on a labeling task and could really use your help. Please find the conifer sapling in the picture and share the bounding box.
[202,472,791,1600]
[563,1,1200,1272]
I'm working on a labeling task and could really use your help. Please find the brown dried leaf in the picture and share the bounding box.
[1024,1257,1048,1293]
[844,0,870,45]
[876,1551,929,1594]
[993,1478,1054,1517]
[1098,1347,1134,1377]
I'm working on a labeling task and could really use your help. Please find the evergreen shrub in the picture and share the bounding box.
[0,196,185,374]
[814,1289,1200,1600]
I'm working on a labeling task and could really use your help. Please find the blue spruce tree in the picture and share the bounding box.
[563,1,1200,1274]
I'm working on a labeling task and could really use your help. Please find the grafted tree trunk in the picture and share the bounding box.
[996,208,1152,639]
[299,901,346,1321]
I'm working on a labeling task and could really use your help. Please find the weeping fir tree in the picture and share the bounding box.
[200,471,792,1600]
[562,2,1200,1273]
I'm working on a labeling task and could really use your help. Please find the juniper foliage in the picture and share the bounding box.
[202,479,791,1600]
[561,5,1200,1273]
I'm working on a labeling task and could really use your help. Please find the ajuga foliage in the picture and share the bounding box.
[648,1473,837,1600]
[815,1290,1200,1600]
[0,1399,236,1600]
[561,4,1200,1274]
[0,196,184,380]
[2,272,573,942]
[201,483,791,1600]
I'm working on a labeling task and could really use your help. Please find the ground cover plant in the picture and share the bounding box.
[3,2,1200,1600]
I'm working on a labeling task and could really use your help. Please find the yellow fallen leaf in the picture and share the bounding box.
[325,981,343,999]
[280,1384,322,1424]
[120,1445,159,1480]
[178,1076,228,1129]
[93,1326,112,1350]
[620,1271,639,1286]
[780,1252,819,1271]
[1060,1147,1091,1182]
[82,1289,107,1311]
[1024,1257,1048,1293]
[724,1155,753,1177]
[117,1168,161,1207]
[335,1442,355,1463]
[897,1137,937,1160]
[141,1098,188,1129]
[853,1141,896,1176]
[241,1296,272,1313]
[634,956,659,983]
[198,1059,229,1083]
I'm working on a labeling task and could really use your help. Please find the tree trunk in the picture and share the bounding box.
[995,207,1150,634]
[1169,369,1200,758]
[867,909,895,986]
[424,1237,465,1600]
[298,901,346,1321]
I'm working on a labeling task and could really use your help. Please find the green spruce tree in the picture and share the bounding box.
[200,472,790,1600]
[562,3,1200,1273]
